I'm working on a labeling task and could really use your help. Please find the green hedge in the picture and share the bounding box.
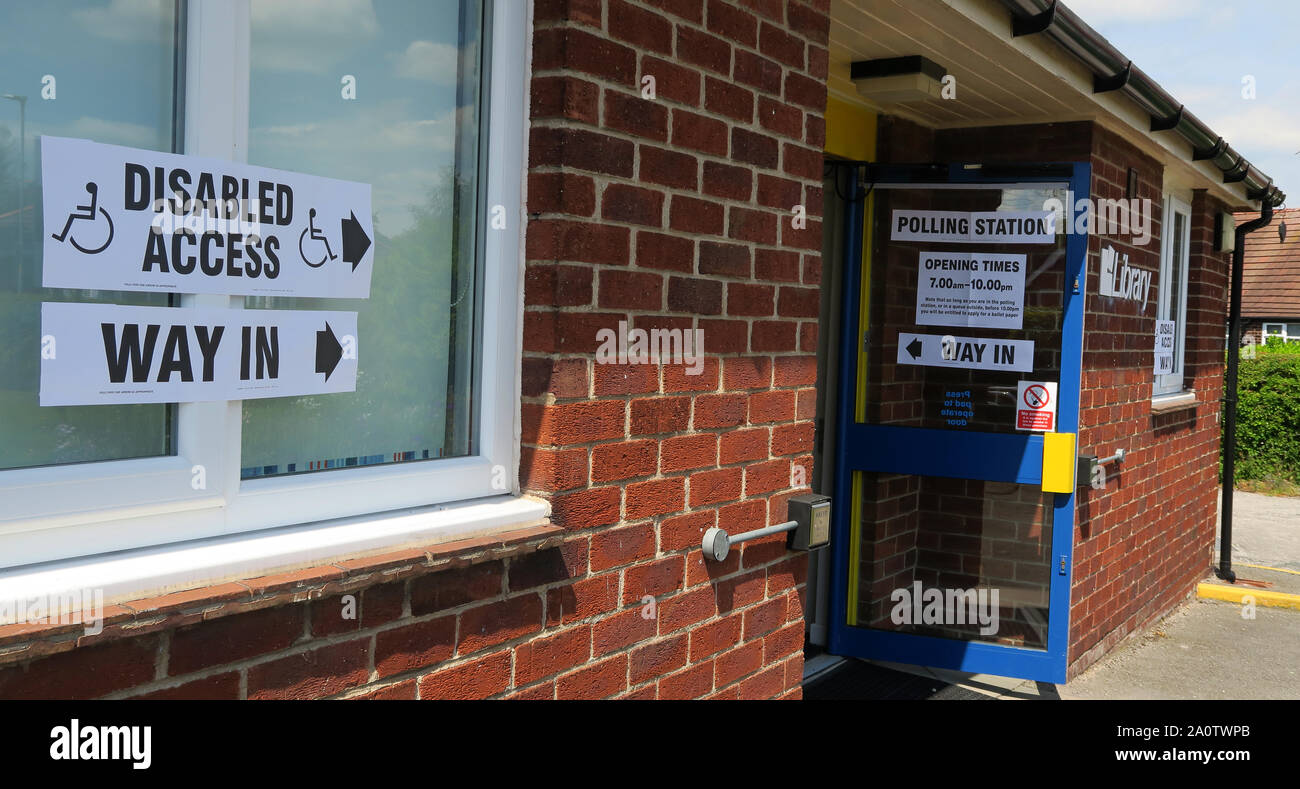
[1230,339,1300,483]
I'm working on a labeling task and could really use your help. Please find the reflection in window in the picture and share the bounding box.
[0,0,179,471]
[240,0,483,478]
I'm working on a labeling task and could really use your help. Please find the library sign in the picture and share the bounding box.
[38,136,371,406]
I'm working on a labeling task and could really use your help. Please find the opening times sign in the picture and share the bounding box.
[915,251,1026,330]
[40,136,374,299]
[40,302,358,406]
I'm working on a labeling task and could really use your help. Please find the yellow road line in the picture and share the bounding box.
[1237,562,1300,577]
[1196,582,1300,611]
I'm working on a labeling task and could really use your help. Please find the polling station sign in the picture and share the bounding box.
[40,302,358,406]
[40,136,374,299]
[891,210,1057,244]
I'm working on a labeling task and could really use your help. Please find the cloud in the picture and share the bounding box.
[391,40,463,84]
[32,116,160,149]
[250,0,380,74]
[72,0,174,42]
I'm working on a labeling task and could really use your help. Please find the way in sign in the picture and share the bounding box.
[40,302,358,406]
[897,331,1034,373]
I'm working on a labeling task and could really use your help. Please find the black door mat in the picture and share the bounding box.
[804,659,992,700]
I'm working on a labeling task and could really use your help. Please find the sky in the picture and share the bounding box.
[1067,0,1300,204]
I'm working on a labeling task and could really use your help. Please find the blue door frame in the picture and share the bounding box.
[827,162,1090,684]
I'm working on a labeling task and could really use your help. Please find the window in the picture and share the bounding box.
[1155,196,1191,397]
[0,0,529,572]
[1262,322,1300,342]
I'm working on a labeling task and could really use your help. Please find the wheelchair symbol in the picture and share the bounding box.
[52,182,114,255]
[299,208,338,268]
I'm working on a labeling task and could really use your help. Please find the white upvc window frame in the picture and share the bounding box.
[1262,322,1300,342]
[1154,195,1192,397]
[0,0,534,572]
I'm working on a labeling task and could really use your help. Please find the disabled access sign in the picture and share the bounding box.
[40,136,373,299]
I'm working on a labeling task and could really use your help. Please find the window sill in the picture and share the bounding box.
[0,495,557,664]
[1150,390,1198,413]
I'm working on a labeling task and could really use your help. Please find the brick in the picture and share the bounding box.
[522,357,589,399]
[520,446,589,493]
[716,568,767,611]
[598,269,664,311]
[715,640,764,687]
[374,616,456,679]
[723,356,772,389]
[605,89,670,142]
[658,659,714,699]
[530,75,599,124]
[663,355,718,392]
[534,0,602,26]
[0,636,157,699]
[671,109,729,157]
[807,44,829,82]
[736,662,784,699]
[764,621,805,661]
[528,172,596,216]
[515,625,592,686]
[550,486,622,530]
[749,389,796,423]
[677,26,731,76]
[623,556,686,604]
[734,49,782,94]
[630,635,688,684]
[546,572,619,626]
[737,0,782,22]
[522,399,625,446]
[773,355,817,387]
[698,241,751,278]
[700,318,749,353]
[705,76,754,123]
[742,596,787,641]
[590,523,657,572]
[636,230,695,272]
[757,97,803,140]
[557,653,628,699]
[410,563,502,615]
[170,605,303,676]
[693,392,747,429]
[702,161,753,201]
[669,194,726,235]
[640,146,698,190]
[631,396,691,434]
[752,320,797,351]
[609,0,674,54]
[755,248,801,282]
[559,27,638,85]
[644,0,704,23]
[745,457,790,495]
[528,218,630,264]
[772,421,814,456]
[731,128,779,169]
[418,650,512,700]
[782,141,823,180]
[525,264,592,307]
[603,183,665,227]
[668,276,723,314]
[530,127,636,178]
[660,433,718,473]
[662,510,717,552]
[718,499,767,539]
[593,608,658,657]
[592,440,659,483]
[728,206,778,245]
[689,467,743,507]
[640,55,702,106]
[459,595,543,654]
[720,427,769,464]
[759,21,804,69]
[756,173,802,211]
[625,477,686,520]
[725,285,774,321]
[247,639,370,700]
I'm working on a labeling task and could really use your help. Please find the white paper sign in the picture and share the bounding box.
[896,332,1034,372]
[891,210,1056,244]
[40,136,374,298]
[916,251,1026,329]
[1016,380,1058,432]
[40,302,358,406]
[1154,319,1175,374]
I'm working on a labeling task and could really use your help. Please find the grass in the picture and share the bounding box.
[1235,475,1300,497]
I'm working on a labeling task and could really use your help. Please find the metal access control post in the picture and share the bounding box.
[702,494,830,562]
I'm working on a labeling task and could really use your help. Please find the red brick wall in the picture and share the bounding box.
[0,0,832,700]
[520,0,831,699]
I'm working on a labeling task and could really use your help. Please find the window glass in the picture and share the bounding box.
[1169,211,1186,372]
[0,0,179,471]
[240,0,483,478]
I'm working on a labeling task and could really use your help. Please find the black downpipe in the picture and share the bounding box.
[1218,203,1274,583]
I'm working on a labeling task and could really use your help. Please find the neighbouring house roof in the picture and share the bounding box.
[1236,207,1300,319]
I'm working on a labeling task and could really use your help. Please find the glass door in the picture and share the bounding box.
[827,163,1089,683]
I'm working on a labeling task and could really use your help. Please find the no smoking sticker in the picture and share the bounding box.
[1016,380,1058,432]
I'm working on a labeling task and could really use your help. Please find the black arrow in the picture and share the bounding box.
[906,337,923,359]
[316,322,343,381]
[341,211,371,272]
